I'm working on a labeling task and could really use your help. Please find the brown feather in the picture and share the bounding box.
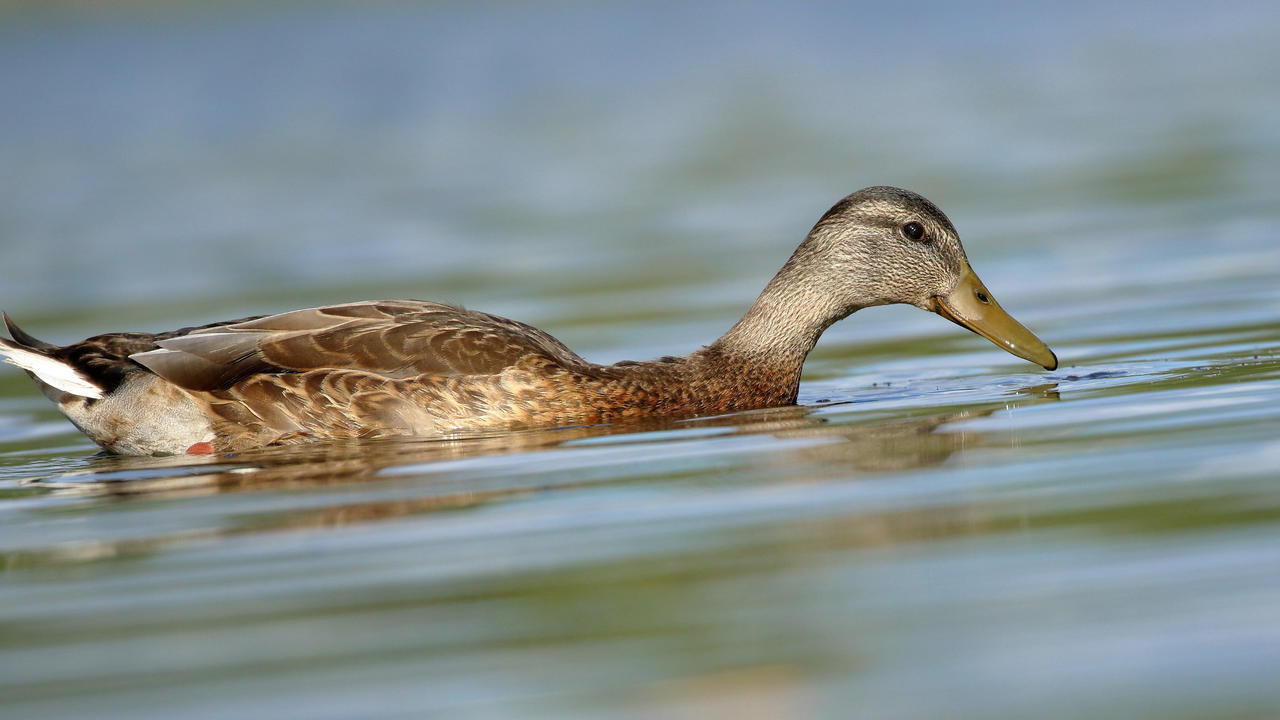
[149,301,590,388]
[3,313,55,350]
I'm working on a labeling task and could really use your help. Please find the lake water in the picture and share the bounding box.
[2,1,1279,718]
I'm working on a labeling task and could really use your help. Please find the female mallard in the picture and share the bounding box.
[0,186,1056,455]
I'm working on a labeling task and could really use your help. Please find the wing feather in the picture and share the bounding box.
[130,300,587,392]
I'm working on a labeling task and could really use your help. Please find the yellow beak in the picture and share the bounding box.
[931,266,1058,370]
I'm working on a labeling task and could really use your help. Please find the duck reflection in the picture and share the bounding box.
[27,388,1055,503]
[7,385,1060,567]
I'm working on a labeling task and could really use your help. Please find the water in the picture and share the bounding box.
[2,1,1279,718]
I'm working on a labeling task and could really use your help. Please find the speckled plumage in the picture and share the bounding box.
[169,302,805,451]
[0,187,1056,455]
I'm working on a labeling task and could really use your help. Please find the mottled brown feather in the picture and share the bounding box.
[136,301,590,391]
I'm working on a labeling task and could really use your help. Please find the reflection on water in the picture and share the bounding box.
[2,1,1280,719]
[5,400,1017,569]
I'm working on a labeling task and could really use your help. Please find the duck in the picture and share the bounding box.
[0,186,1057,456]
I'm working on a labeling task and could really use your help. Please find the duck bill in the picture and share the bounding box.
[931,267,1058,370]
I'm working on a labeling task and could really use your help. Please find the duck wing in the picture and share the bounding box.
[131,300,588,392]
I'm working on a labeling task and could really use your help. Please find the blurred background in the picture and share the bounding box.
[2,0,1275,354]
[1,1,1279,719]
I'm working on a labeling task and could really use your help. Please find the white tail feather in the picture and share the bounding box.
[0,344,104,399]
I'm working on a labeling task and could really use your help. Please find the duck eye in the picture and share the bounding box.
[901,221,926,242]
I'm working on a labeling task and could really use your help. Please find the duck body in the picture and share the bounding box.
[0,187,1057,455]
[1,301,803,454]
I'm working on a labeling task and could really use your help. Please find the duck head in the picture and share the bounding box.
[738,186,1057,370]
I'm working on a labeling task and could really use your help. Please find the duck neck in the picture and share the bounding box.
[598,254,859,414]
[709,253,855,365]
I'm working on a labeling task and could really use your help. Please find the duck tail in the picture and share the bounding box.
[0,314,104,399]
[4,312,56,350]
